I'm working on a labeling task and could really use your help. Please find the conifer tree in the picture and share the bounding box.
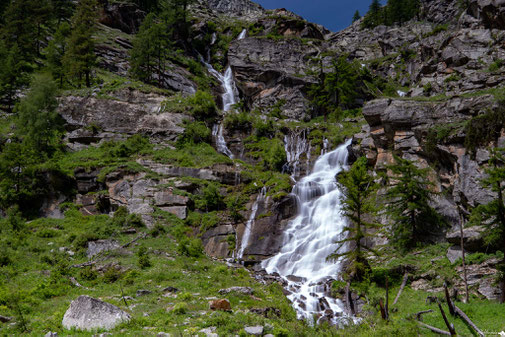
[386,156,442,250]
[15,74,61,155]
[130,13,168,86]
[352,10,361,23]
[50,0,74,24]
[0,42,28,112]
[469,148,505,303]
[46,22,70,87]
[362,0,383,28]
[328,157,380,281]
[325,55,358,112]
[1,0,39,59]
[63,0,97,87]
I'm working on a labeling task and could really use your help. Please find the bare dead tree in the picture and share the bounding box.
[393,272,409,305]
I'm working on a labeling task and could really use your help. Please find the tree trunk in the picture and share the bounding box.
[459,208,469,303]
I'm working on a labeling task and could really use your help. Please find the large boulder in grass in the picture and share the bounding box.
[62,295,131,331]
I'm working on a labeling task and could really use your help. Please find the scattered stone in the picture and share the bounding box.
[447,245,465,264]
[44,332,58,337]
[250,307,281,317]
[244,325,264,335]
[218,286,254,295]
[156,333,172,337]
[209,299,231,311]
[162,286,179,293]
[0,315,12,323]
[136,289,152,297]
[446,226,486,251]
[199,327,218,337]
[86,240,120,258]
[286,275,306,283]
[62,295,131,331]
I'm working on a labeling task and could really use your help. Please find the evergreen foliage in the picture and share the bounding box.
[1,0,40,59]
[353,10,361,23]
[15,74,63,154]
[362,0,419,29]
[129,13,168,86]
[0,42,28,112]
[307,55,360,121]
[45,22,70,87]
[63,0,97,87]
[385,156,442,250]
[328,157,380,281]
[469,148,505,302]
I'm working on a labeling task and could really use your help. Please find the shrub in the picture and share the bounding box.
[199,184,224,211]
[79,267,98,281]
[103,267,122,283]
[172,302,188,314]
[177,237,204,257]
[265,139,287,171]
[223,110,252,131]
[137,246,151,269]
[187,90,217,121]
[150,223,166,237]
[177,121,211,147]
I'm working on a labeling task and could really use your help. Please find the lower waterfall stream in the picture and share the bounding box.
[262,139,353,324]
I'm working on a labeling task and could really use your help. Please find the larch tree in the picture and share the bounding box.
[385,156,442,250]
[63,0,97,87]
[328,157,380,282]
[46,22,70,87]
[353,10,361,23]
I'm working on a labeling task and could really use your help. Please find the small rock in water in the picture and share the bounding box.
[209,299,231,311]
[244,326,264,335]
[286,275,306,283]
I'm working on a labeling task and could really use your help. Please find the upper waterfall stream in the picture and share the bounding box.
[262,139,353,324]
[204,29,246,158]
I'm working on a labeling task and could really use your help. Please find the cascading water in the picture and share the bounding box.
[203,29,247,158]
[262,139,353,324]
[283,129,311,182]
[212,124,234,159]
[238,186,266,259]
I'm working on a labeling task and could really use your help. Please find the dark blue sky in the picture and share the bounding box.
[253,0,374,32]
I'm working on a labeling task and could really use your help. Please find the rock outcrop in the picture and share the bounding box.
[62,295,131,331]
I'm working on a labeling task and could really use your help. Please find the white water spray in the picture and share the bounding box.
[238,186,266,259]
[212,124,234,159]
[283,129,311,182]
[262,139,353,324]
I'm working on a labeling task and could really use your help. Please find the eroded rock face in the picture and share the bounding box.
[62,295,131,331]
[98,0,145,34]
[228,37,317,120]
[206,0,264,16]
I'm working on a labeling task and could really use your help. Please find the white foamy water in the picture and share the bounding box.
[238,186,266,259]
[203,29,247,158]
[262,139,352,324]
[283,129,311,182]
[212,123,234,159]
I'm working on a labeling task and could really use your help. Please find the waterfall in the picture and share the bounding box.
[212,124,234,159]
[262,139,353,324]
[202,29,247,158]
[238,186,266,259]
[283,129,311,182]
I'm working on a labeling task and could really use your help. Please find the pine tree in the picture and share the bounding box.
[328,157,380,281]
[45,22,70,87]
[161,0,195,48]
[469,148,505,303]
[352,10,361,23]
[0,42,28,112]
[63,0,97,87]
[130,13,168,86]
[1,0,38,59]
[50,0,74,24]
[325,55,358,111]
[15,74,62,155]
[386,156,442,250]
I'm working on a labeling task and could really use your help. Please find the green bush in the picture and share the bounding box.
[102,267,122,283]
[177,237,204,257]
[137,246,151,269]
[79,267,98,281]
[187,91,217,121]
[177,121,211,147]
[489,59,503,72]
[172,302,188,314]
[223,110,252,131]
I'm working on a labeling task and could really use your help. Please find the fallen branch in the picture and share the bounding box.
[411,309,433,321]
[444,282,456,316]
[454,304,485,337]
[121,232,148,249]
[393,272,409,305]
[418,322,451,336]
[438,300,457,336]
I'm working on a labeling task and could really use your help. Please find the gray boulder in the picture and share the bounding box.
[446,225,486,251]
[218,287,254,295]
[87,240,120,258]
[62,295,131,331]
[244,326,264,335]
